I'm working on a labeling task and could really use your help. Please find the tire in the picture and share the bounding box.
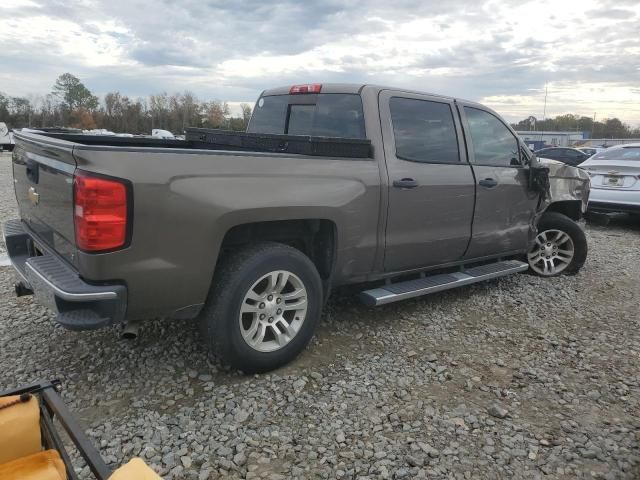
[527,212,587,276]
[200,242,323,373]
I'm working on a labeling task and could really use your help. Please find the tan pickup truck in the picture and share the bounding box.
[4,83,589,372]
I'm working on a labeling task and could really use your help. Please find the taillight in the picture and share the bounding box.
[73,170,129,252]
[289,84,322,94]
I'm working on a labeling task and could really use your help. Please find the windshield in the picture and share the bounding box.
[248,93,366,139]
[591,147,640,161]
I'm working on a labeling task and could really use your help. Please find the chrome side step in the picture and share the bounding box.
[359,260,528,306]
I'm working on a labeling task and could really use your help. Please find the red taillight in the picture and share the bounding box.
[73,170,129,252]
[289,84,322,94]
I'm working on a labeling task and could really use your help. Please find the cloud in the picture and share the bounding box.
[0,0,639,124]
[586,7,638,19]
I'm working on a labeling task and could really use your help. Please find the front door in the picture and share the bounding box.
[458,103,540,259]
[380,91,476,272]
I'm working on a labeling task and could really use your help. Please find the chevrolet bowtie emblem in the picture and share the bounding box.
[28,186,39,206]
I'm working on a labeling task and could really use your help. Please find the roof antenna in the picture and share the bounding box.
[540,84,548,144]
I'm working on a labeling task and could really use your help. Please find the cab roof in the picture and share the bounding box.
[260,83,492,117]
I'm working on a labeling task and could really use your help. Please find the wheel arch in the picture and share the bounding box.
[544,200,583,221]
[216,218,338,294]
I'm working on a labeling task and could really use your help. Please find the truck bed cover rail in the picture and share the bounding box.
[37,129,373,158]
[185,128,372,158]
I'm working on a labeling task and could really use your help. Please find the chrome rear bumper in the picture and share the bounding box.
[3,219,127,330]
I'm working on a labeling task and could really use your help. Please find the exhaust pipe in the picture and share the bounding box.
[15,282,33,297]
[121,321,140,340]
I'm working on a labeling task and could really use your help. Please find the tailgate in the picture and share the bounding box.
[12,132,77,265]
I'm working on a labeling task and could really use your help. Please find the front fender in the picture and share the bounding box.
[538,158,590,215]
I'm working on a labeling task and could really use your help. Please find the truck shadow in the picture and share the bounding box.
[586,212,640,232]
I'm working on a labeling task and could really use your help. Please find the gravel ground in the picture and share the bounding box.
[1,151,639,479]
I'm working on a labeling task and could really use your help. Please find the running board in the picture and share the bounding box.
[359,260,528,306]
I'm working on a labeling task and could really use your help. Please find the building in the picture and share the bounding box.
[516,131,589,150]
[581,138,640,147]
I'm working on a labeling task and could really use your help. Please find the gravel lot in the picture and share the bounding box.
[1,151,639,479]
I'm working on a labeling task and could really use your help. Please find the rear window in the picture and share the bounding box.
[248,94,366,139]
[592,147,640,160]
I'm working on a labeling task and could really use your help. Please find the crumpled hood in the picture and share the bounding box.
[537,157,590,213]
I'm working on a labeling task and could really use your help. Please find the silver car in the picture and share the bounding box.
[580,143,640,214]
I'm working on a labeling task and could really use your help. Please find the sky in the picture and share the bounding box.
[1,0,639,125]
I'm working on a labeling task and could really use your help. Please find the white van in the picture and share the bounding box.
[0,123,15,151]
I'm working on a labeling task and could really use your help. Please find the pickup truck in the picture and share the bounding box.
[4,83,590,373]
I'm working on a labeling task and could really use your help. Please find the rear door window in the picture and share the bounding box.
[592,147,640,161]
[389,97,460,164]
[248,94,366,139]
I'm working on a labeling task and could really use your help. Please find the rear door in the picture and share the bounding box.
[380,91,475,272]
[12,133,78,264]
[458,103,540,259]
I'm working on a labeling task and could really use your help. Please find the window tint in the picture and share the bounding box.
[565,149,583,158]
[389,97,460,164]
[308,94,366,138]
[592,147,640,161]
[537,148,553,157]
[287,105,314,135]
[464,107,520,167]
[248,94,366,139]
[248,95,288,134]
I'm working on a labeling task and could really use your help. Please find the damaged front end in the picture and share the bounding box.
[536,157,590,214]
[525,153,591,248]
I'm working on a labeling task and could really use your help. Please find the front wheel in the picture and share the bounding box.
[527,212,587,276]
[200,242,323,373]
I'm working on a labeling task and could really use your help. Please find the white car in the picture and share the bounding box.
[580,143,640,214]
[0,122,15,151]
[578,147,604,158]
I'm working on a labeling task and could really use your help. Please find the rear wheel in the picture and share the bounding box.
[200,242,322,373]
[527,212,587,276]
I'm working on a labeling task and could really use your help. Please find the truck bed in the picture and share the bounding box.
[10,129,381,322]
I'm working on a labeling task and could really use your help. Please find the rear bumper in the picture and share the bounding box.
[588,187,640,213]
[3,219,127,330]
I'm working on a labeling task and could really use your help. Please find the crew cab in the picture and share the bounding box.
[4,84,590,372]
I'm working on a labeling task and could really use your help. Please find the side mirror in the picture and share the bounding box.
[519,145,534,167]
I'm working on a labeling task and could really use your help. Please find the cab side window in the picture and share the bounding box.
[390,97,460,164]
[464,107,520,167]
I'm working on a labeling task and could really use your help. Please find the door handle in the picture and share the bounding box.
[478,178,498,188]
[393,178,418,189]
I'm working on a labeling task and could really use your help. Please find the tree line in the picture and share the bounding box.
[511,114,640,139]
[3,73,639,139]
[0,73,252,134]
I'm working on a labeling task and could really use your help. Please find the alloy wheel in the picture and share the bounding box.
[527,229,575,276]
[239,270,308,352]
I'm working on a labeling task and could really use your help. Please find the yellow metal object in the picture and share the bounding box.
[109,458,162,480]
[0,395,42,464]
[0,450,66,480]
